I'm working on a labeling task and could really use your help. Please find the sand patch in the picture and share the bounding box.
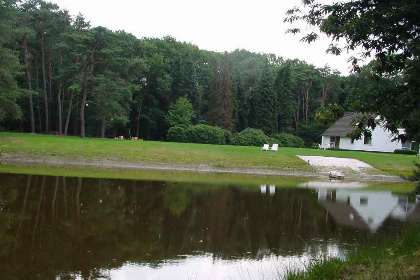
[297,155,373,171]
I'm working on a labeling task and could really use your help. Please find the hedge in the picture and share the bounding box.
[167,125,230,145]
[394,149,417,155]
[273,133,305,148]
[231,128,274,147]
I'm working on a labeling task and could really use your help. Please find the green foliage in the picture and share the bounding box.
[207,53,234,131]
[274,63,295,132]
[231,128,274,147]
[253,60,277,134]
[314,103,344,126]
[394,149,417,155]
[297,122,329,147]
[167,124,229,145]
[286,0,420,142]
[187,124,229,145]
[0,0,23,123]
[310,143,319,149]
[273,133,305,148]
[166,97,196,127]
[166,126,187,142]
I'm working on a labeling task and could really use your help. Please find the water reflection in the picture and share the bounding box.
[0,174,417,279]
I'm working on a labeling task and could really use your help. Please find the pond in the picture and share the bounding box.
[0,173,418,279]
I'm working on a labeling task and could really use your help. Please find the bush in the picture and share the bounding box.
[231,128,274,147]
[394,149,417,155]
[167,126,188,142]
[167,125,230,145]
[273,133,305,148]
[327,147,342,151]
[187,124,229,145]
[311,143,319,149]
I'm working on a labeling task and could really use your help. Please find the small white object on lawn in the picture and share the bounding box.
[261,144,269,151]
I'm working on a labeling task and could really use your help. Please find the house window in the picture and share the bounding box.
[360,197,368,206]
[402,140,411,150]
[364,136,372,145]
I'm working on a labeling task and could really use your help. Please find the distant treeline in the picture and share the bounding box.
[0,0,385,146]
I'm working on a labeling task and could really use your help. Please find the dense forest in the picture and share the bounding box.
[0,0,397,146]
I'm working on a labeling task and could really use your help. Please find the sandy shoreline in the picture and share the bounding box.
[1,153,406,183]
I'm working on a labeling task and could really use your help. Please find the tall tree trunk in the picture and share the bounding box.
[75,177,82,242]
[40,31,49,133]
[73,95,79,136]
[80,42,98,138]
[57,86,62,134]
[135,95,145,138]
[57,55,63,135]
[23,34,35,133]
[52,177,59,220]
[62,177,67,216]
[80,66,89,138]
[294,95,301,132]
[30,176,45,263]
[64,91,73,136]
[322,84,328,106]
[100,119,105,138]
[37,104,42,133]
[48,59,52,101]
[12,175,31,264]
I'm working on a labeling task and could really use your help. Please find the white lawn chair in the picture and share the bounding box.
[270,144,279,151]
[269,185,276,196]
[261,144,269,151]
[260,185,267,194]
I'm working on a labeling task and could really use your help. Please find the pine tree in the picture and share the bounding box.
[274,64,295,133]
[253,60,277,134]
[207,53,233,131]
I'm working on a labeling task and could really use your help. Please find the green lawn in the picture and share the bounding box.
[0,132,418,177]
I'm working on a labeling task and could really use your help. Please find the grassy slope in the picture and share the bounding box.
[0,132,418,176]
[287,226,420,280]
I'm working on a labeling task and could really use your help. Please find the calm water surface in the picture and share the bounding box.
[0,173,418,279]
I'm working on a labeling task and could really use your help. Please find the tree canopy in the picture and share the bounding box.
[1,0,417,148]
[286,0,420,142]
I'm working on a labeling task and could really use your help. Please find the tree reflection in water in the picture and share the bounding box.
[0,174,414,279]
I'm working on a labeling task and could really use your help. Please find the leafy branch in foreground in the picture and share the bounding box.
[285,0,420,142]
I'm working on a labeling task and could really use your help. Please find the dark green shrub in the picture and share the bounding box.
[167,126,188,142]
[327,147,342,151]
[394,149,417,155]
[231,128,274,147]
[311,143,319,149]
[273,133,305,148]
[186,124,228,145]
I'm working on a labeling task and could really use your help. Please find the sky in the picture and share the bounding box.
[49,0,358,75]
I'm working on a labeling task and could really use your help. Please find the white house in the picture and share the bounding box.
[317,189,419,232]
[321,112,415,153]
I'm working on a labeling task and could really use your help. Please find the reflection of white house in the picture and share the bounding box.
[317,189,419,232]
[321,112,415,153]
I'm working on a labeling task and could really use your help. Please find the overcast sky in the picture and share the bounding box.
[49,0,359,75]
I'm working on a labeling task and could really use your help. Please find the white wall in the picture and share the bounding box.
[318,189,404,232]
[322,126,403,153]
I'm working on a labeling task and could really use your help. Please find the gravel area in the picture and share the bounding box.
[297,155,373,171]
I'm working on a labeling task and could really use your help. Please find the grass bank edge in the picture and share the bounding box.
[0,163,308,187]
[286,225,420,280]
[0,164,416,193]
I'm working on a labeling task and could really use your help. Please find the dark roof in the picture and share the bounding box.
[319,200,368,230]
[322,112,359,137]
